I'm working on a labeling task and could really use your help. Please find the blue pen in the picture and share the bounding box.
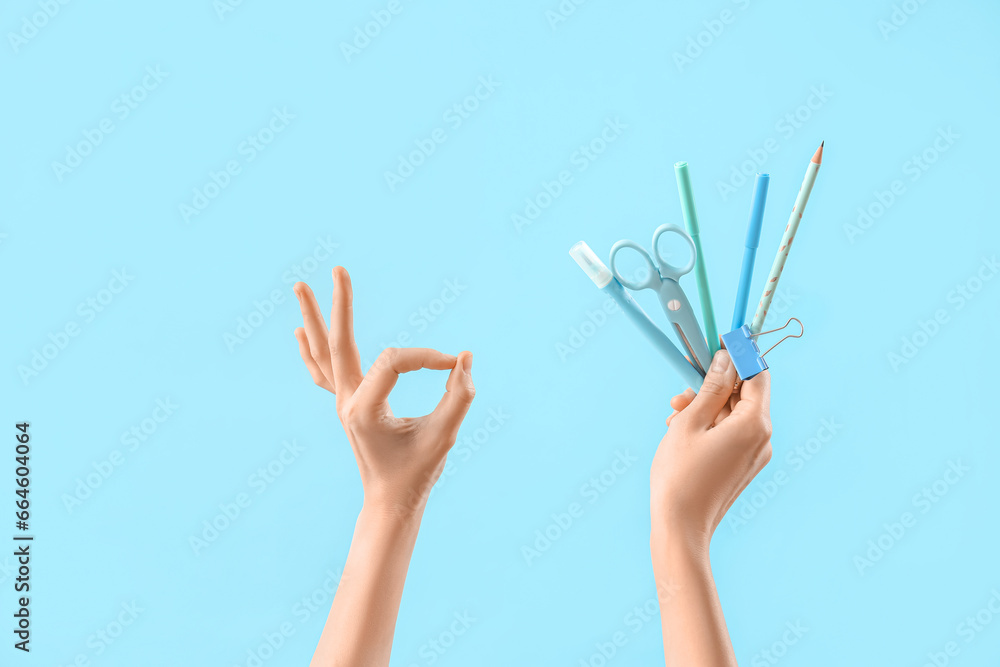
[570,241,705,391]
[731,173,769,331]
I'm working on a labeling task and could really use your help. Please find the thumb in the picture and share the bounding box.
[429,351,476,446]
[683,350,738,429]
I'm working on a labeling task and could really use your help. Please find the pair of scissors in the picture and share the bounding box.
[609,224,711,374]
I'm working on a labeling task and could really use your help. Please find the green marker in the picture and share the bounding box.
[674,161,720,355]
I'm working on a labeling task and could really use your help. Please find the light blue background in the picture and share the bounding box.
[3,0,999,665]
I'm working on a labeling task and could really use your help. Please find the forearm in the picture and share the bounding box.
[651,524,737,667]
[311,502,425,667]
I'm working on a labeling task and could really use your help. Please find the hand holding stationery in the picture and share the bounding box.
[651,350,773,540]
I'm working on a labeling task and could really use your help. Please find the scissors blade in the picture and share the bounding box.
[657,281,712,372]
[672,322,706,374]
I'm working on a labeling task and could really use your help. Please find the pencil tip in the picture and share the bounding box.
[812,141,824,164]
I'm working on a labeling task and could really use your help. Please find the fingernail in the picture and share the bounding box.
[463,353,473,373]
[710,350,730,372]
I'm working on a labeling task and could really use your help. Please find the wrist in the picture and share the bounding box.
[650,511,712,565]
[361,491,428,526]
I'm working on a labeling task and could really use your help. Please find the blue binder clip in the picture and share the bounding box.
[721,318,803,381]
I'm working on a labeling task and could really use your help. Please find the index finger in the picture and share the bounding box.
[352,348,457,413]
[329,267,365,396]
[293,282,333,386]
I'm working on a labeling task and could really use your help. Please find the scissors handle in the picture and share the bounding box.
[608,240,659,291]
[651,224,697,280]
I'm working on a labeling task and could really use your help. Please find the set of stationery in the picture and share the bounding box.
[570,142,823,390]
